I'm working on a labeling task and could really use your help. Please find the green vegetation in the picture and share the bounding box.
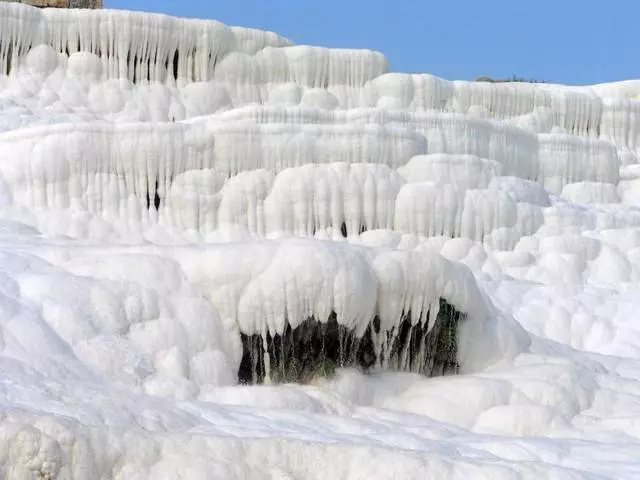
[238,298,464,385]
[475,75,548,84]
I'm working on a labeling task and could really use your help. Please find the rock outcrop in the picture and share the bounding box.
[1,0,102,8]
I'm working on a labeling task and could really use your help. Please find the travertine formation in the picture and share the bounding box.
[1,0,102,8]
[1,3,640,479]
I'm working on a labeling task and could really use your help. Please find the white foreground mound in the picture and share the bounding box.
[1,3,640,479]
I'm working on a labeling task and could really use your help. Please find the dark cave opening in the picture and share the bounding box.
[238,298,462,384]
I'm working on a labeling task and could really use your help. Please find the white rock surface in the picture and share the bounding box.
[0,2,640,479]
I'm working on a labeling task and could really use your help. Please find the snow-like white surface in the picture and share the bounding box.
[2,2,640,478]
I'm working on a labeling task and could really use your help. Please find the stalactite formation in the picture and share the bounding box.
[238,299,462,384]
[0,2,638,395]
[2,3,640,478]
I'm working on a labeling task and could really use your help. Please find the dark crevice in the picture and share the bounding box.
[132,54,137,84]
[212,54,218,73]
[146,178,160,210]
[4,43,12,75]
[172,51,179,81]
[238,313,376,385]
[238,298,462,384]
[338,222,368,238]
[1,42,205,83]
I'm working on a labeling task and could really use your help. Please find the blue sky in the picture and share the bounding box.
[105,0,635,85]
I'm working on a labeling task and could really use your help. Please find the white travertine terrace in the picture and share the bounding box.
[1,2,640,479]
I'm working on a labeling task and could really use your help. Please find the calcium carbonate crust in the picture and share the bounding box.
[1,3,640,479]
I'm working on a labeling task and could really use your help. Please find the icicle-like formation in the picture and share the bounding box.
[256,46,388,89]
[537,134,619,195]
[600,99,640,151]
[0,2,291,82]
[0,122,423,227]
[9,5,640,478]
[177,239,482,332]
[204,107,539,178]
[3,1,640,152]
[0,104,623,244]
[238,298,462,384]
[0,123,547,243]
[0,3,638,386]
[176,238,490,383]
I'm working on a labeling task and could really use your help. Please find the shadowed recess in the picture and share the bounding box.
[239,298,462,384]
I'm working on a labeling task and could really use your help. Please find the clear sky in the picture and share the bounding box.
[105,0,635,86]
